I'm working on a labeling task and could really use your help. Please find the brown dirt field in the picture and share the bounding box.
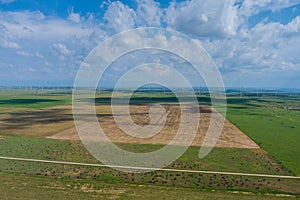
[47,104,259,149]
[0,107,27,114]
[0,105,75,137]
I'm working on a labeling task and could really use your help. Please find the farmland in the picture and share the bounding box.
[226,96,300,176]
[0,88,299,199]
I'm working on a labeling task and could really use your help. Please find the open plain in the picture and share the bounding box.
[0,90,299,199]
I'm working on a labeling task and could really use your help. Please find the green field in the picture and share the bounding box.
[0,136,291,175]
[225,97,300,176]
[0,90,72,113]
[1,172,297,200]
[0,136,298,195]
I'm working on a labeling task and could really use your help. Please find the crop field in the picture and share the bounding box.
[0,89,299,199]
[0,89,72,114]
[48,104,258,148]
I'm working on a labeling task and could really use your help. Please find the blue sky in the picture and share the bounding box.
[0,0,300,88]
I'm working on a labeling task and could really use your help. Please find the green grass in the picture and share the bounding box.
[0,136,290,175]
[115,143,289,174]
[0,136,299,194]
[0,92,72,112]
[0,136,73,160]
[1,172,297,200]
[225,97,300,176]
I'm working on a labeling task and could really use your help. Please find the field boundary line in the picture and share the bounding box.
[0,156,299,179]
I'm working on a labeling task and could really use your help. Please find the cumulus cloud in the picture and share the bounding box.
[164,0,239,38]
[285,16,300,34]
[0,10,107,85]
[102,0,240,38]
[0,0,299,87]
[103,1,136,33]
[0,10,102,53]
[102,0,162,32]
[136,0,162,26]
[202,15,300,76]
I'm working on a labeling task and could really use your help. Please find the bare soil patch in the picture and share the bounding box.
[48,105,259,149]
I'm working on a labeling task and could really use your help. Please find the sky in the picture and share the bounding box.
[0,0,300,88]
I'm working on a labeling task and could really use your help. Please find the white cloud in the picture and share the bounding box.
[164,0,239,38]
[136,0,162,26]
[238,0,272,17]
[239,0,300,17]
[0,10,105,56]
[103,1,136,33]
[114,64,191,88]
[0,0,14,4]
[0,11,93,43]
[17,51,33,57]
[0,62,14,68]
[0,24,20,48]
[53,43,71,55]
[0,39,19,49]
[97,0,300,87]
[68,9,81,23]
[201,16,300,76]
[285,16,300,34]
[35,52,44,58]
[0,10,107,85]
[0,1,299,87]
